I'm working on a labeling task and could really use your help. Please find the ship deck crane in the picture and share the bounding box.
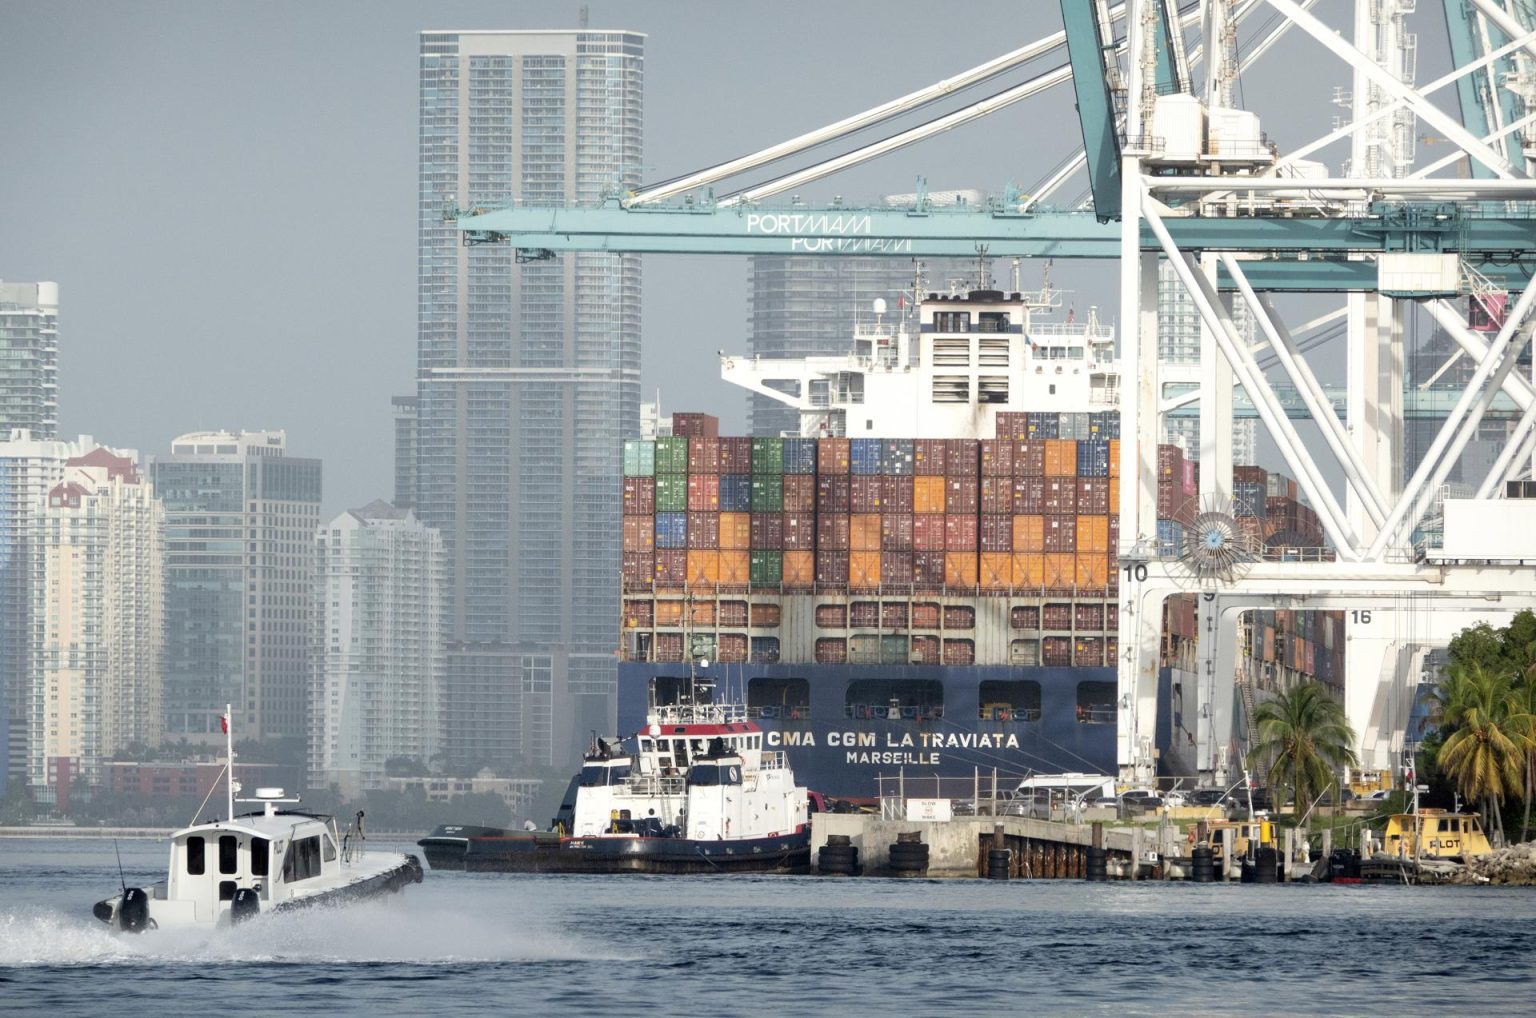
[452,0,1536,788]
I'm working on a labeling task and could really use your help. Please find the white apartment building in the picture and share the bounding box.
[32,448,164,797]
[311,501,444,799]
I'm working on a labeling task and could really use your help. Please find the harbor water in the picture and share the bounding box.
[4,838,1535,1015]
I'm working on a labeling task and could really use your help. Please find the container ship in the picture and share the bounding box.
[618,285,1343,797]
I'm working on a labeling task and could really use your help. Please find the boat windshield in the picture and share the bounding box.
[580,763,632,787]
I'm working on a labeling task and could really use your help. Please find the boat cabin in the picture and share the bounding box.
[1381,810,1492,860]
[158,809,343,924]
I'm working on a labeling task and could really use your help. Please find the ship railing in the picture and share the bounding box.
[652,702,748,725]
[758,750,789,771]
[846,703,945,721]
[750,705,809,721]
[625,774,688,797]
[1076,705,1116,725]
[977,706,1042,723]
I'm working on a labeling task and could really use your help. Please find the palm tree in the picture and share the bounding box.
[1434,661,1531,843]
[1245,681,1359,814]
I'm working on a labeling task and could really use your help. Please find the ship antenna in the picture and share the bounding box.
[113,839,127,894]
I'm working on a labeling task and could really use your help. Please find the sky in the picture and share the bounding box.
[1,0,1453,513]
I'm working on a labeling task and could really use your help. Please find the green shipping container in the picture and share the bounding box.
[623,439,656,477]
[750,549,783,587]
[751,437,784,474]
[655,473,689,512]
[880,634,910,664]
[655,436,689,475]
[750,474,783,511]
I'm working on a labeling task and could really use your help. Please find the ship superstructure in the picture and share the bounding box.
[619,288,1341,796]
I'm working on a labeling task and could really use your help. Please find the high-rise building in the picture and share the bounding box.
[416,29,643,770]
[0,282,59,440]
[311,500,444,798]
[152,431,321,745]
[391,395,417,510]
[31,449,163,801]
[0,432,130,794]
[1156,258,1259,467]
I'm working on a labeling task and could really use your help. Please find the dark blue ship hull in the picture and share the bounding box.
[618,663,1150,799]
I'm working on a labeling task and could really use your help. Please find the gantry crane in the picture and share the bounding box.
[451,0,1536,787]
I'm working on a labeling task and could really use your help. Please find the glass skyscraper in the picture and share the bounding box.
[0,282,59,440]
[416,30,643,770]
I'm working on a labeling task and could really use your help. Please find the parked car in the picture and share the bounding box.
[1118,789,1164,815]
[1187,789,1228,808]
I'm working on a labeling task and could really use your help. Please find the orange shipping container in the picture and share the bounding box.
[1108,439,1120,478]
[1109,476,1119,506]
[1012,552,1046,588]
[718,550,750,586]
[914,475,947,514]
[850,513,882,551]
[719,511,751,550]
[1043,552,1075,588]
[1076,515,1109,553]
[818,437,851,474]
[655,600,684,626]
[945,551,978,588]
[1075,553,1109,590]
[1044,439,1078,476]
[980,552,1012,590]
[1012,514,1045,552]
[783,550,815,588]
[687,551,719,587]
[690,601,716,626]
[849,550,882,590]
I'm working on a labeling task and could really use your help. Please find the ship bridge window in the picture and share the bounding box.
[749,677,810,720]
[845,678,944,721]
[979,680,1042,722]
[977,312,1010,333]
[1076,681,1116,725]
[934,310,971,332]
[580,763,633,787]
[687,762,743,787]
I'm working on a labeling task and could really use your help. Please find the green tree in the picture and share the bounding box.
[1246,681,1359,814]
[1432,661,1531,843]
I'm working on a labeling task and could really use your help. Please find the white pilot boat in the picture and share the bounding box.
[92,706,423,933]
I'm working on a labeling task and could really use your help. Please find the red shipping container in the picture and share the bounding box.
[750,512,784,549]
[817,437,851,474]
[782,473,816,512]
[815,550,849,587]
[814,637,847,664]
[721,437,753,474]
[882,513,914,551]
[623,476,655,516]
[980,476,1012,515]
[783,513,816,550]
[1076,603,1106,630]
[913,550,947,586]
[1042,636,1072,666]
[1014,476,1045,514]
[996,411,1029,441]
[622,552,654,590]
[980,514,1014,552]
[1013,440,1047,476]
[914,438,947,475]
[1234,465,1268,484]
[913,514,947,551]
[942,639,976,665]
[654,549,688,585]
[688,474,720,511]
[687,437,721,473]
[1077,477,1110,514]
[672,412,719,438]
[945,476,979,514]
[1044,515,1078,553]
[944,439,978,476]
[686,511,720,549]
[1157,444,1183,478]
[882,602,910,628]
[881,474,914,513]
[980,438,1013,476]
[945,514,978,552]
[850,474,883,513]
[911,602,941,628]
[1042,604,1073,630]
[622,516,655,553]
[883,551,914,587]
[816,474,851,513]
[816,513,850,550]
[1043,477,1078,514]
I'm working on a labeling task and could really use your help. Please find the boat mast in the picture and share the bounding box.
[225,702,235,821]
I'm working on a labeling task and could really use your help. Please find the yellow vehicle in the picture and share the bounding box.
[1203,818,1273,859]
[1380,809,1492,861]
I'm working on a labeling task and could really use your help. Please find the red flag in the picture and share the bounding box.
[220,714,230,734]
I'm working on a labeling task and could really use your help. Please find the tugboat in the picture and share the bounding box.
[1360,808,1493,884]
[464,684,812,874]
[92,706,423,932]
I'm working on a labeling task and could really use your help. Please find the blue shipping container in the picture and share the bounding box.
[1234,481,1267,517]
[720,474,752,511]
[881,439,914,475]
[783,438,818,474]
[1156,519,1184,558]
[655,512,689,548]
[1076,439,1111,478]
[850,438,883,475]
[1027,413,1059,439]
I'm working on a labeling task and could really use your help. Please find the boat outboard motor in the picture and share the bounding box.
[230,887,261,924]
[117,887,151,933]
